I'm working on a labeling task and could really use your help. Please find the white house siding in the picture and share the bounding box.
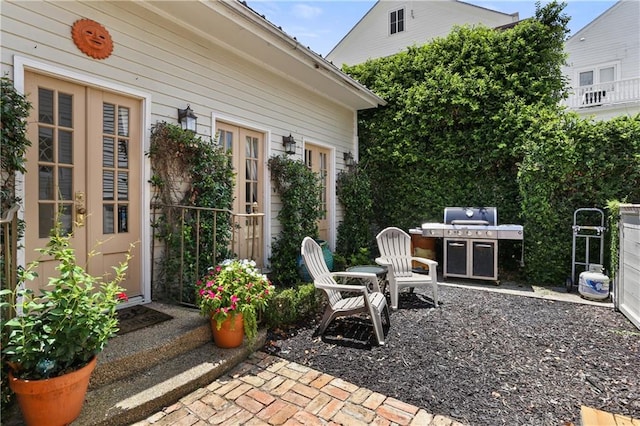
[562,1,640,120]
[1,1,376,282]
[327,0,518,67]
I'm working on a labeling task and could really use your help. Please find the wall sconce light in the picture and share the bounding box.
[178,104,197,132]
[282,134,296,155]
[343,151,355,167]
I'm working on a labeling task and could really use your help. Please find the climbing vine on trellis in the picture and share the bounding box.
[268,155,323,286]
[147,122,235,302]
[1,77,32,215]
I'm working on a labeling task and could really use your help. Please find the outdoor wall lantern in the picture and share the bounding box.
[343,151,355,167]
[178,105,197,132]
[282,134,296,155]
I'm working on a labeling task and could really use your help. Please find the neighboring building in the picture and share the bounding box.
[562,0,640,120]
[0,1,384,304]
[327,0,519,67]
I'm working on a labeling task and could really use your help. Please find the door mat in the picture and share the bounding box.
[116,305,173,336]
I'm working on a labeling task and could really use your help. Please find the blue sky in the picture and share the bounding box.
[247,0,618,56]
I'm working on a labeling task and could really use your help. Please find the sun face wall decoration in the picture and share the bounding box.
[71,19,113,60]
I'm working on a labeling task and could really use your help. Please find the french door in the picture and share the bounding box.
[304,144,330,242]
[216,122,264,266]
[24,72,142,297]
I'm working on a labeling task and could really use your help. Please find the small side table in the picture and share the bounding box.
[346,265,388,293]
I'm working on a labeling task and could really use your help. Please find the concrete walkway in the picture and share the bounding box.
[132,351,466,426]
[439,279,614,308]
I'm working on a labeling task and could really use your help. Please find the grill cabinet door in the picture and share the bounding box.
[472,241,496,278]
[446,239,467,276]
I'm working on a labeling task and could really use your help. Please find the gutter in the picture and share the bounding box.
[224,0,387,107]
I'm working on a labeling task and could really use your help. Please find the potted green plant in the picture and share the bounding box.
[0,224,130,426]
[196,259,274,348]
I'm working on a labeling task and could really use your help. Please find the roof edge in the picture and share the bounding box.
[230,0,386,108]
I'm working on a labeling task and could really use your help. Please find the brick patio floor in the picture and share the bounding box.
[132,351,466,425]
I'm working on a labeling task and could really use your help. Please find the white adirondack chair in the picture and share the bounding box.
[375,227,439,310]
[301,237,390,345]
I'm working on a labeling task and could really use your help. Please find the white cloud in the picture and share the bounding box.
[292,3,323,19]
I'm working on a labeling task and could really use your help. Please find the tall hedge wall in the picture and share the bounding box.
[518,113,640,283]
[342,2,640,284]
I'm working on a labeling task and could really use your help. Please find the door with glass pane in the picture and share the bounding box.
[24,72,142,296]
[578,66,616,106]
[216,122,264,266]
[304,144,330,242]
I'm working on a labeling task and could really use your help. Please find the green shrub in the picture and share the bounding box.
[263,283,322,328]
[607,200,621,281]
[346,5,569,232]
[1,76,32,413]
[341,1,639,284]
[518,113,640,283]
[336,166,375,258]
[333,248,373,271]
[1,76,32,213]
[1,224,130,380]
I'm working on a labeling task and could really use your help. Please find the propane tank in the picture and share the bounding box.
[578,264,610,301]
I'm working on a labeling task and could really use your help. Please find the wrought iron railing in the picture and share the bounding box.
[563,77,640,109]
[150,204,265,306]
[1,204,20,319]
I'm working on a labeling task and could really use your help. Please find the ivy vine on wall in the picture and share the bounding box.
[268,155,322,286]
[1,76,32,215]
[147,122,235,302]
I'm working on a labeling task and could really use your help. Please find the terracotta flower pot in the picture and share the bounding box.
[9,356,97,426]
[211,312,244,348]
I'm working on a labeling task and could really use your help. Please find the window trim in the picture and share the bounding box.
[575,61,620,87]
[389,7,405,36]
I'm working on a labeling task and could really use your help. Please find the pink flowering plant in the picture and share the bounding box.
[196,259,274,343]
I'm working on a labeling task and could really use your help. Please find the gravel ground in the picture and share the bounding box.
[263,285,640,426]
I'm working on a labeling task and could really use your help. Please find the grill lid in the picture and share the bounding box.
[444,207,497,226]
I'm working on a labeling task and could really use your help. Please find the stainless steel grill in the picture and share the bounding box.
[411,207,523,282]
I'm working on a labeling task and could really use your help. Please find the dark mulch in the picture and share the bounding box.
[263,285,640,425]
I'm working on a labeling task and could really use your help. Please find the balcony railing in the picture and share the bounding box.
[563,77,640,109]
[151,204,265,307]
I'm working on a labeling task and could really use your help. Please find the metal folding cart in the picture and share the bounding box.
[566,208,606,292]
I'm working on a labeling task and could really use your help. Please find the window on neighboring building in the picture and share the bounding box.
[577,64,618,106]
[578,65,616,87]
[599,66,615,84]
[390,8,405,35]
[579,71,594,86]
